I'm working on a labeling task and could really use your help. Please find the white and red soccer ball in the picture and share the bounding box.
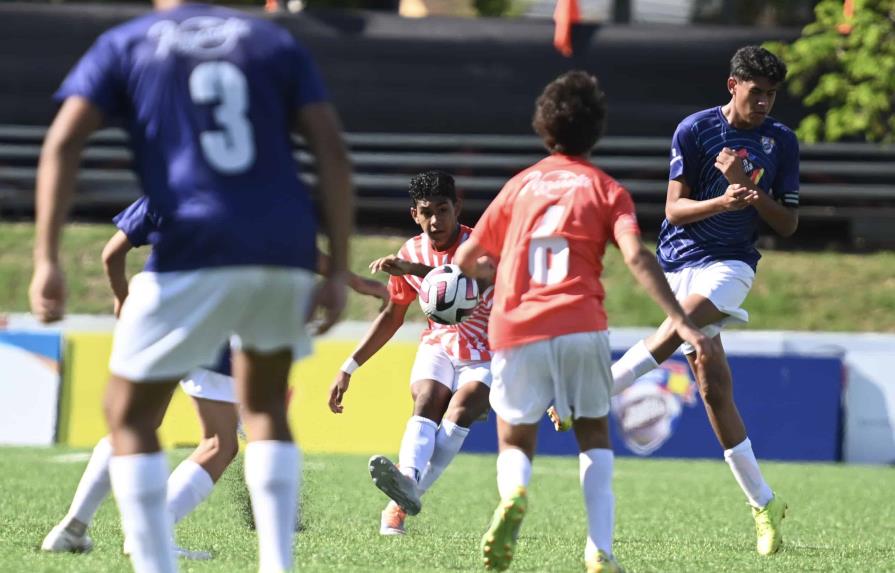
[418,264,479,325]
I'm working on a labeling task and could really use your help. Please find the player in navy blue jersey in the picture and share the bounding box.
[563,46,797,556]
[42,197,386,561]
[29,2,354,571]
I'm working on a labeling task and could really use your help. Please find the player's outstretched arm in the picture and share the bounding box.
[616,233,712,363]
[454,238,496,282]
[296,102,354,333]
[317,249,389,305]
[369,255,432,278]
[30,97,103,323]
[327,301,410,413]
[101,231,134,318]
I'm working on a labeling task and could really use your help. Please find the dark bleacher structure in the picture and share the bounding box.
[0,4,892,245]
[2,125,893,246]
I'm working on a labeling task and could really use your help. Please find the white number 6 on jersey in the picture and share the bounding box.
[189,61,255,174]
[528,205,569,285]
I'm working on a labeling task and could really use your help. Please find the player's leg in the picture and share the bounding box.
[418,363,490,493]
[482,341,552,571]
[104,375,180,573]
[234,348,297,573]
[230,267,316,573]
[685,339,786,555]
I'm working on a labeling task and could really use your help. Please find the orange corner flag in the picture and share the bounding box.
[554,0,581,57]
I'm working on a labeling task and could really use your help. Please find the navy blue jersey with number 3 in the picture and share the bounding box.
[57,4,327,273]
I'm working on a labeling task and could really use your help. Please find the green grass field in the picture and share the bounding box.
[2,447,893,572]
[1,223,894,331]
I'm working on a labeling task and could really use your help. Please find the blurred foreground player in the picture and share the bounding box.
[456,71,709,573]
[29,2,354,571]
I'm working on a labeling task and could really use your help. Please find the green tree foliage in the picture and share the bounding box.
[766,0,895,143]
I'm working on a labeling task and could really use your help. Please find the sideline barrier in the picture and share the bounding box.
[0,330,63,445]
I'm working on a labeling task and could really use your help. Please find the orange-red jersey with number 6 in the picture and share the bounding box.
[470,154,640,351]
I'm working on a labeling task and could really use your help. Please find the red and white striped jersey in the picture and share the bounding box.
[388,225,493,362]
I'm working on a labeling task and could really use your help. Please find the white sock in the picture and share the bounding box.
[496,448,532,499]
[65,437,113,527]
[418,420,470,493]
[580,448,615,560]
[397,416,438,483]
[245,441,300,573]
[724,438,773,508]
[166,459,214,524]
[611,340,660,394]
[109,452,176,573]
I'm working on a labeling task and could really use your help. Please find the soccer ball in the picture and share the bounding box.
[418,264,479,325]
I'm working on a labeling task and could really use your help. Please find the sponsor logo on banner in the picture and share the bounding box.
[611,359,697,456]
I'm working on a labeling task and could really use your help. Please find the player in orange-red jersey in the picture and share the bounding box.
[456,71,710,573]
[327,171,493,536]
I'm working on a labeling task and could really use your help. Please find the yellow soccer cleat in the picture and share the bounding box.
[752,493,788,555]
[546,406,572,432]
[481,487,528,571]
[586,550,625,573]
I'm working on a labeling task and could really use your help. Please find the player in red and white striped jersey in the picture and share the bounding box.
[327,171,493,536]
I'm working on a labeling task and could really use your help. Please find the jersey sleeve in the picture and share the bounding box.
[284,36,328,109]
[388,275,417,306]
[112,197,153,247]
[772,130,800,207]
[471,184,511,257]
[669,120,699,188]
[54,32,125,120]
[607,182,641,243]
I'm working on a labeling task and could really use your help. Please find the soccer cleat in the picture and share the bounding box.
[752,493,788,555]
[586,550,624,573]
[41,522,93,553]
[481,486,527,571]
[546,406,572,432]
[369,455,422,516]
[379,500,407,536]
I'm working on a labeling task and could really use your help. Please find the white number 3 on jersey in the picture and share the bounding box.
[189,61,255,174]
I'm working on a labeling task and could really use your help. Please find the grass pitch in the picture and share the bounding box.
[1,447,892,572]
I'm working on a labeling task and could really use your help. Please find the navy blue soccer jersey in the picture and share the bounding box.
[657,107,800,272]
[57,4,327,273]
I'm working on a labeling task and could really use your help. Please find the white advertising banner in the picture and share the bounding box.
[0,331,63,446]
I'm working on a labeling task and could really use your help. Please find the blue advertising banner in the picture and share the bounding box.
[463,353,843,462]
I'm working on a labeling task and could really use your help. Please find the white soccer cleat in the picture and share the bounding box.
[41,523,93,553]
[368,455,422,516]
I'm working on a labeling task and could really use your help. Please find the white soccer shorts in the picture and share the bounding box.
[109,267,316,381]
[664,259,755,354]
[489,331,612,425]
[409,343,492,393]
[179,369,237,404]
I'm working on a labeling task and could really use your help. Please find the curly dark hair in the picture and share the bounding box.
[730,46,787,84]
[532,71,607,156]
[408,170,457,207]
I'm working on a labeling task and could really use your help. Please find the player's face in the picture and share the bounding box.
[728,76,779,127]
[411,197,460,248]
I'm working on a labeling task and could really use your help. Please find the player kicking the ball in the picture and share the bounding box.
[41,198,386,559]
[328,171,493,536]
[456,71,709,573]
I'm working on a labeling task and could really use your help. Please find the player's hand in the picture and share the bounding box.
[546,405,572,432]
[475,255,497,284]
[369,255,412,276]
[29,260,66,323]
[675,320,712,365]
[328,371,351,413]
[719,184,758,212]
[311,272,348,335]
[714,147,749,183]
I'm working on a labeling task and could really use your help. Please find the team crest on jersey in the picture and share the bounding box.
[761,136,776,155]
[149,17,250,58]
[518,170,591,200]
